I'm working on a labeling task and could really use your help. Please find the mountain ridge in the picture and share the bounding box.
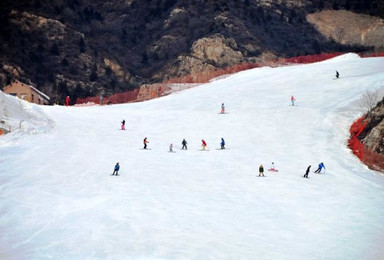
[0,0,383,102]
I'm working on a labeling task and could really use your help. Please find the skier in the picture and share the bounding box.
[181,138,188,150]
[259,164,265,177]
[336,71,339,79]
[112,162,120,176]
[201,139,207,150]
[169,143,174,152]
[121,120,126,130]
[220,138,225,149]
[221,103,225,114]
[143,137,149,149]
[291,96,296,106]
[314,162,325,173]
[99,94,104,105]
[268,162,278,172]
[271,162,275,170]
[65,96,70,106]
[303,165,311,178]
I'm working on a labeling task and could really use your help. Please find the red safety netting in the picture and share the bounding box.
[348,116,384,172]
[77,89,139,105]
[279,53,344,64]
[164,53,345,84]
[75,52,384,107]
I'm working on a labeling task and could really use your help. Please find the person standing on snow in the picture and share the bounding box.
[268,162,279,172]
[121,120,126,130]
[169,143,174,152]
[259,164,265,177]
[201,139,207,150]
[143,137,149,149]
[182,139,188,150]
[336,71,339,79]
[112,162,120,176]
[291,96,296,106]
[65,96,70,106]
[220,138,225,149]
[314,162,325,173]
[303,165,311,178]
[221,103,225,114]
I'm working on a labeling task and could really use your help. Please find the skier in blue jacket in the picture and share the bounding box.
[112,162,120,175]
[220,138,225,149]
[314,162,325,173]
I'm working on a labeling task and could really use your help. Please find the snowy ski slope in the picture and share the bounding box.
[1,53,384,259]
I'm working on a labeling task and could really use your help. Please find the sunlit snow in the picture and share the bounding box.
[1,53,384,259]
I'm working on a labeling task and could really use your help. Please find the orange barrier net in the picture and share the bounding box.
[76,52,384,106]
[348,116,384,172]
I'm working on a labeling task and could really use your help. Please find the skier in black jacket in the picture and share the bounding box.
[303,165,311,178]
[181,139,188,150]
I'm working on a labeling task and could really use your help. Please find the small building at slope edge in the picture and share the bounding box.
[3,80,50,105]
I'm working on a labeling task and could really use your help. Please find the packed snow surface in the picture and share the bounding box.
[1,54,384,259]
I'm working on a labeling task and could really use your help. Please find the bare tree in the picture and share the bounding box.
[360,89,383,112]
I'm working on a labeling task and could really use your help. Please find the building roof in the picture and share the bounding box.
[29,84,50,101]
[6,80,50,101]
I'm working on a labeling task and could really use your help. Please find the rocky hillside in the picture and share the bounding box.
[0,0,383,103]
[307,10,384,49]
[359,97,384,156]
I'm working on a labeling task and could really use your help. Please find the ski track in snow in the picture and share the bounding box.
[1,54,384,259]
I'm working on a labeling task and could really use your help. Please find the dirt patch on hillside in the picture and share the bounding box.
[307,10,384,50]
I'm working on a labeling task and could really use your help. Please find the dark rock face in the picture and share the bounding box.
[359,97,384,156]
[0,0,382,103]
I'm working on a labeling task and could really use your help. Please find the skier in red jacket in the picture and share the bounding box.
[201,139,207,150]
[291,96,296,106]
[143,137,149,149]
[65,96,70,106]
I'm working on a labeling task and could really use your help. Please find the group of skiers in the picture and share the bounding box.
[112,161,325,177]
[257,162,326,178]
[119,102,228,152]
[303,162,326,178]
[113,101,327,178]
[139,137,225,151]
[258,162,326,178]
